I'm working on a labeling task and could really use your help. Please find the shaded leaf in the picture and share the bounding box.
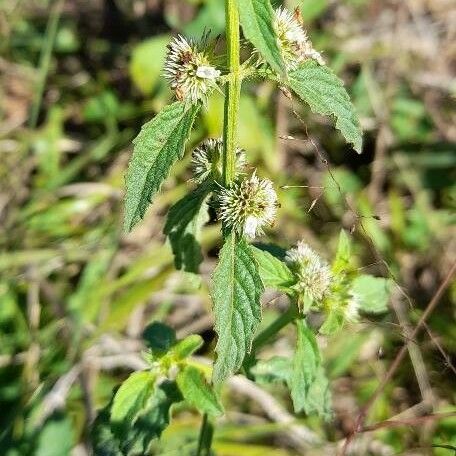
[251,356,292,385]
[288,61,362,153]
[142,321,176,353]
[212,233,264,385]
[124,102,200,232]
[238,0,284,74]
[164,183,211,273]
[301,366,333,421]
[177,366,223,417]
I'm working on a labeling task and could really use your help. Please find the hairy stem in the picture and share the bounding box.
[222,0,241,186]
[197,1,241,454]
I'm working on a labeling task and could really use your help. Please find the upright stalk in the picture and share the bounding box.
[197,2,241,455]
[222,0,241,186]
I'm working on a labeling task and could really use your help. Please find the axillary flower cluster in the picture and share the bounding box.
[285,241,361,321]
[162,8,324,240]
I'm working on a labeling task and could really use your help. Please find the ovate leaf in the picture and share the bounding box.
[319,308,345,335]
[238,0,284,74]
[289,319,321,413]
[251,356,292,385]
[177,366,223,417]
[110,371,156,438]
[124,102,200,232]
[142,321,176,354]
[288,61,363,153]
[251,246,295,291]
[120,381,182,455]
[351,275,392,314]
[164,183,211,273]
[171,334,204,360]
[212,233,264,385]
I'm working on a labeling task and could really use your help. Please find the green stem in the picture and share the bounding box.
[222,0,241,186]
[197,2,241,455]
[196,413,214,456]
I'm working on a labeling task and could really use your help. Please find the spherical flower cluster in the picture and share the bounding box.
[218,173,278,239]
[285,241,332,304]
[274,7,325,69]
[164,35,220,104]
[191,138,246,184]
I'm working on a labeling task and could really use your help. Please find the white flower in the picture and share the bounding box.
[218,173,278,239]
[191,138,246,184]
[344,291,360,322]
[164,35,221,104]
[274,7,325,69]
[285,241,332,304]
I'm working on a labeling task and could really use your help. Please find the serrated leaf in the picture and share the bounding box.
[172,334,204,360]
[301,366,333,421]
[289,319,321,413]
[251,246,295,291]
[177,366,223,417]
[288,61,363,153]
[124,102,200,232]
[110,371,156,438]
[238,0,284,74]
[351,275,392,314]
[164,183,211,273]
[212,233,264,385]
[120,381,182,455]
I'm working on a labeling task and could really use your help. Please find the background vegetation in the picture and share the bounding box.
[0,0,455,454]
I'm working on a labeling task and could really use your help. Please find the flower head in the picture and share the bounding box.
[164,35,220,104]
[191,138,246,184]
[285,241,332,304]
[274,7,325,69]
[218,173,278,239]
[344,291,360,322]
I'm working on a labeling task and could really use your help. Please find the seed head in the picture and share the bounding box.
[164,35,220,104]
[191,138,246,184]
[285,241,332,304]
[218,173,278,239]
[275,7,325,69]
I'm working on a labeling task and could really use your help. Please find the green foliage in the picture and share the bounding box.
[164,183,211,273]
[251,246,295,291]
[211,233,264,385]
[124,102,200,232]
[237,0,284,74]
[176,366,224,417]
[351,275,392,314]
[289,319,321,413]
[288,61,363,153]
[110,371,156,437]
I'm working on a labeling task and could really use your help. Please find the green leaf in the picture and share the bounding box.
[332,229,351,274]
[301,366,333,421]
[120,381,182,455]
[172,334,204,360]
[251,246,295,291]
[288,61,363,153]
[142,321,176,354]
[110,371,156,438]
[319,308,345,335]
[289,319,321,413]
[177,366,223,417]
[92,403,123,456]
[251,356,292,385]
[129,35,170,95]
[164,183,211,273]
[237,0,284,74]
[36,417,74,456]
[211,233,264,385]
[124,102,200,232]
[351,275,392,314]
